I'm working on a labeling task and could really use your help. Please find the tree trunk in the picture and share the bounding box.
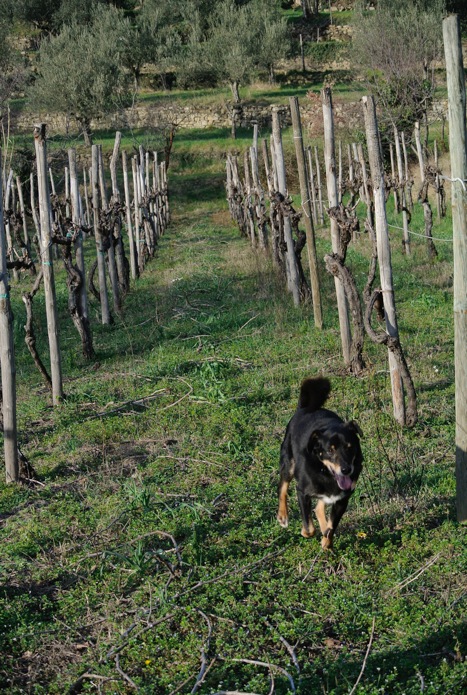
[79,117,93,146]
[231,81,240,104]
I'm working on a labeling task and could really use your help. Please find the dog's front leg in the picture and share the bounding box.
[320,497,349,550]
[297,489,316,538]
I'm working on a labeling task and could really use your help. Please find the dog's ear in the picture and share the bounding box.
[346,420,363,438]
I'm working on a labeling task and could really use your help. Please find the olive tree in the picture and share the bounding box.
[184,0,287,103]
[29,4,131,144]
[351,0,444,138]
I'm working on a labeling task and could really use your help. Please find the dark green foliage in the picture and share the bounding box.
[179,0,289,100]
[305,40,343,64]
[29,5,132,143]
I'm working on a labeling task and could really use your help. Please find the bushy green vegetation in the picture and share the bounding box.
[0,123,466,693]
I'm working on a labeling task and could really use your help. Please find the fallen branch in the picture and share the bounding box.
[264,619,300,673]
[191,610,213,694]
[348,616,376,695]
[115,653,138,690]
[84,388,167,420]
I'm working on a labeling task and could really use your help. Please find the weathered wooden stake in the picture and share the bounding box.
[98,145,121,314]
[443,14,467,523]
[306,147,318,225]
[434,139,442,221]
[271,107,301,306]
[33,124,64,405]
[414,121,437,259]
[393,128,410,254]
[338,140,343,203]
[314,146,324,225]
[122,150,138,280]
[249,144,268,250]
[322,88,352,365]
[243,149,256,248]
[68,148,89,319]
[362,97,405,424]
[289,96,323,328]
[109,132,128,293]
[401,131,413,211]
[91,144,111,325]
[0,151,19,482]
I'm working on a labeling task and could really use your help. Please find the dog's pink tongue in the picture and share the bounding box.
[336,475,353,491]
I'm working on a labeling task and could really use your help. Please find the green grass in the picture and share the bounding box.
[0,121,466,695]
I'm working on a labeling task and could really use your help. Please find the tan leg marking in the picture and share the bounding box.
[301,520,316,538]
[316,500,334,550]
[277,480,289,528]
[315,500,328,535]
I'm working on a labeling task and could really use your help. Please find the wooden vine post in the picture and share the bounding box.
[122,150,138,280]
[321,88,352,365]
[289,96,323,328]
[414,121,437,259]
[98,145,121,315]
[91,144,111,325]
[362,98,405,425]
[0,151,19,482]
[68,148,89,319]
[271,107,301,306]
[33,124,64,405]
[109,132,128,294]
[443,14,467,523]
[393,128,410,255]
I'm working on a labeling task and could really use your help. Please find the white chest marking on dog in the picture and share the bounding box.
[318,493,346,504]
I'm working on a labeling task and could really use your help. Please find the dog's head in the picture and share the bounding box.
[308,421,363,491]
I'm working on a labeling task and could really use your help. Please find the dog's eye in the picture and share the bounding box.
[330,444,335,451]
[347,443,352,449]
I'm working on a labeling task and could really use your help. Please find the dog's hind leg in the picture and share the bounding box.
[277,434,294,528]
[298,490,316,538]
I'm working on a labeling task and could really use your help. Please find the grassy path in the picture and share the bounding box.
[0,131,466,694]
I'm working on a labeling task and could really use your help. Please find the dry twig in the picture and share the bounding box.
[348,616,376,695]
[191,610,213,694]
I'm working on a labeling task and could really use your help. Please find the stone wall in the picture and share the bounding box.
[14,95,446,143]
[13,96,364,140]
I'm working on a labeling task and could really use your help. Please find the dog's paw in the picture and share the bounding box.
[301,524,316,538]
[277,513,289,528]
[321,532,334,550]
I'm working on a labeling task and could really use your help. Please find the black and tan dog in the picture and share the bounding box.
[277,377,363,550]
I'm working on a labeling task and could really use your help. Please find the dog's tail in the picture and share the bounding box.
[298,377,331,411]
